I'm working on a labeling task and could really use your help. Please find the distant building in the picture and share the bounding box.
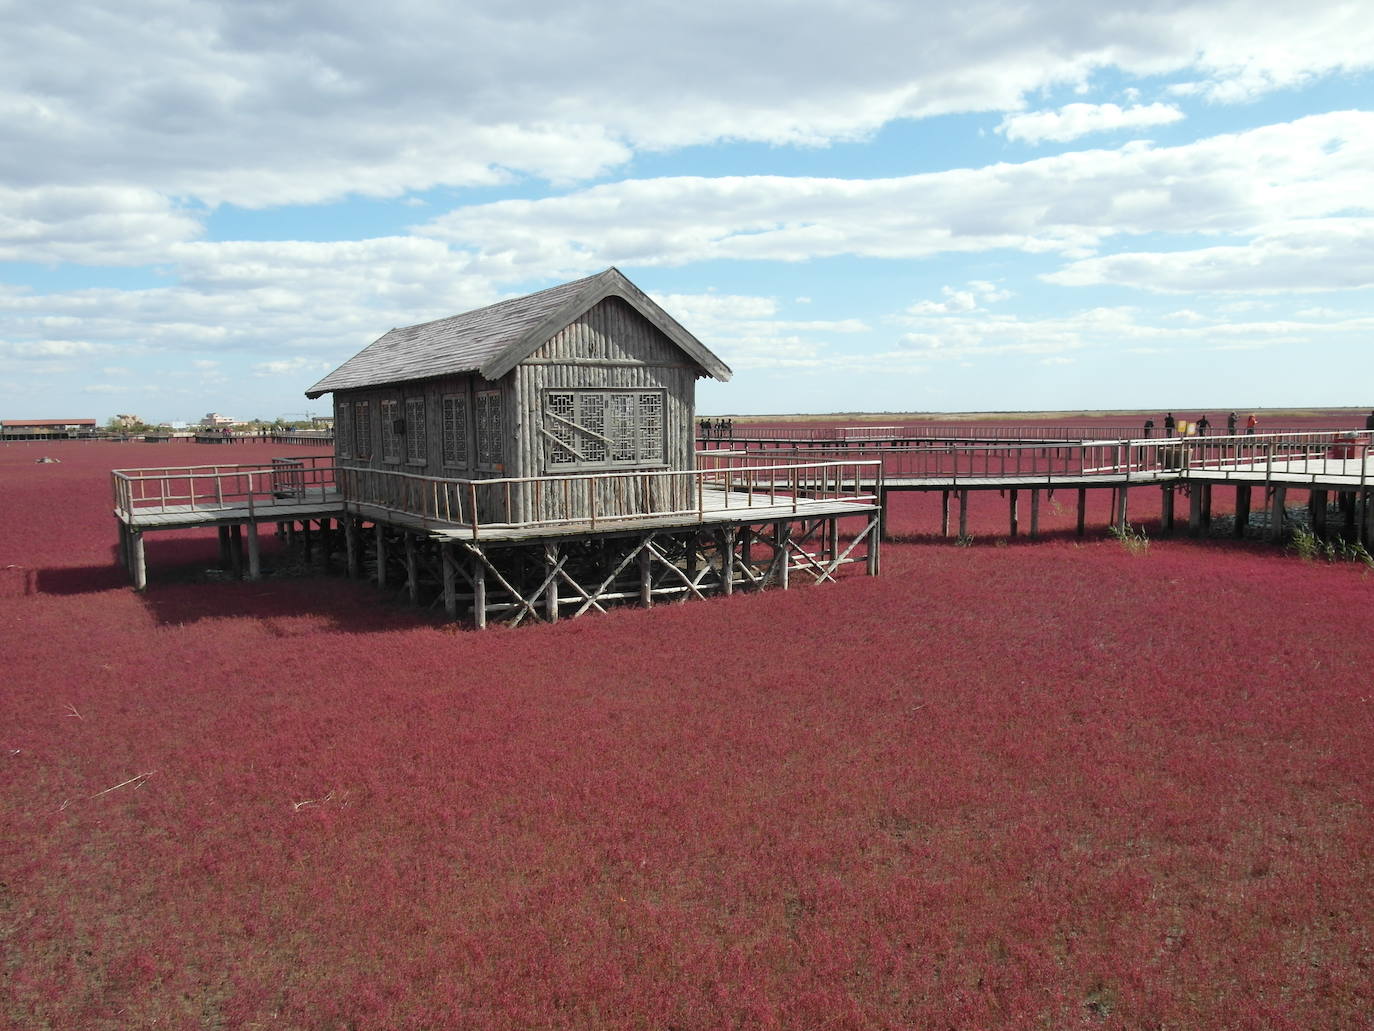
[200,413,235,428]
[311,415,335,429]
[1,418,97,439]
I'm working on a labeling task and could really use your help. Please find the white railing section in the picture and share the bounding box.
[111,457,336,519]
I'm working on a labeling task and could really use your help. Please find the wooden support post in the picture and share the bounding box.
[959,490,969,538]
[218,525,231,567]
[866,515,881,576]
[1161,486,1175,536]
[471,551,487,629]
[131,531,147,590]
[546,542,562,621]
[827,518,839,564]
[376,524,387,588]
[345,518,359,578]
[639,541,653,607]
[940,490,950,537]
[230,524,244,578]
[1235,484,1253,538]
[777,521,791,590]
[1029,489,1040,539]
[1076,488,1087,538]
[1359,490,1371,546]
[1268,485,1287,542]
[441,543,457,618]
[404,533,418,604]
[302,519,313,562]
[1117,486,1129,530]
[1309,489,1327,539]
[1008,489,1019,538]
[1188,486,1203,537]
[878,486,889,541]
[1363,490,1374,546]
[245,519,261,581]
[117,522,129,570]
[1200,483,1212,532]
[721,527,736,596]
[1341,491,1357,537]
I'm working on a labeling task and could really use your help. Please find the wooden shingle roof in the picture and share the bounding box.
[305,268,730,398]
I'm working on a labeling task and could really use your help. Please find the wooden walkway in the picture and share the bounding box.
[111,459,883,622]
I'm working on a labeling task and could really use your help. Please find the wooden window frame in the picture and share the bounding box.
[541,388,667,472]
[474,388,504,472]
[405,396,427,466]
[335,400,353,459]
[379,397,401,464]
[441,391,469,470]
[354,399,372,459]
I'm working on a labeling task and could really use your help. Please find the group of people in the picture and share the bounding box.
[698,417,734,437]
[1143,412,1257,438]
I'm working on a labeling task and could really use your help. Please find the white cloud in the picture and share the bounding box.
[1046,218,1374,293]
[0,186,202,265]
[252,356,335,377]
[2,0,1371,210]
[419,112,1374,278]
[997,102,1184,144]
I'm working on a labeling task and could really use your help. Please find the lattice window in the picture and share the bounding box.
[475,389,503,469]
[608,393,636,462]
[354,400,372,459]
[579,392,607,464]
[441,394,468,467]
[638,392,663,463]
[546,392,577,465]
[541,389,666,470]
[380,399,400,462]
[335,401,353,458]
[405,397,426,464]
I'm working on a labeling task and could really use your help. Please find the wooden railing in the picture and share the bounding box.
[338,460,883,538]
[111,457,336,518]
[700,423,1373,443]
[699,432,1372,483]
[112,458,882,538]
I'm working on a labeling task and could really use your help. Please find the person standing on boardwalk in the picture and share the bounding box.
[1143,417,1155,438]
[1196,414,1210,436]
[1247,413,1258,434]
[1365,410,1374,431]
[1227,412,1237,434]
[1164,413,1176,437]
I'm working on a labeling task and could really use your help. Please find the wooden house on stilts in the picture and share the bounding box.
[111,269,883,625]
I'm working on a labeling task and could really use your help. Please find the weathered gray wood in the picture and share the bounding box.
[720,527,735,596]
[1161,486,1175,535]
[638,544,653,607]
[1235,484,1253,537]
[959,490,969,537]
[246,519,260,581]
[441,543,457,617]
[1268,485,1287,542]
[1009,489,1019,538]
[472,553,487,628]
[404,533,418,603]
[546,542,561,621]
[940,490,950,537]
[345,518,359,578]
[375,523,387,588]
[131,531,146,591]
[230,524,243,579]
[1076,487,1086,537]
[1030,489,1040,539]
[776,521,791,590]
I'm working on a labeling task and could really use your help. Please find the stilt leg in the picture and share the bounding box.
[246,520,261,581]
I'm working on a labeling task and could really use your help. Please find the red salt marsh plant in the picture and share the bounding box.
[3,439,1374,1029]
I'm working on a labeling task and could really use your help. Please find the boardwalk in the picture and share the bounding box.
[111,457,883,625]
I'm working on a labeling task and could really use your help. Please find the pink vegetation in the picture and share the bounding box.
[2,439,1373,1029]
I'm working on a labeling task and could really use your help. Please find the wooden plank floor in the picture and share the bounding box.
[117,493,344,530]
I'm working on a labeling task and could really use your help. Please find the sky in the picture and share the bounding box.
[2,0,1372,423]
